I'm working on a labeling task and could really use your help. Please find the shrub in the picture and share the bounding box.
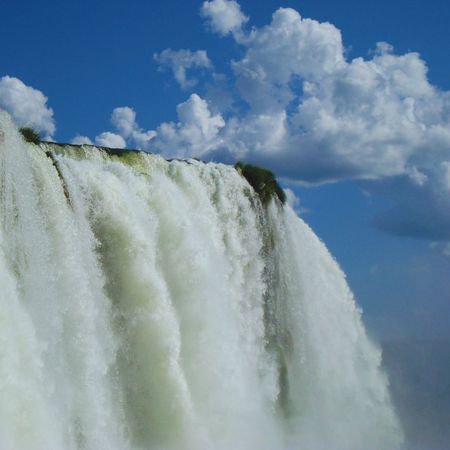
[19,127,41,144]
[235,162,286,205]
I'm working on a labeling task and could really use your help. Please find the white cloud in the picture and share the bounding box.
[201,5,450,186]
[219,7,450,186]
[111,107,136,137]
[154,49,212,89]
[223,111,288,159]
[232,8,345,112]
[153,93,225,158]
[78,96,224,158]
[68,1,450,243]
[71,135,93,145]
[111,107,155,149]
[201,0,248,38]
[95,132,126,149]
[71,107,155,151]
[0,76,55,138]
[201,2,450,241]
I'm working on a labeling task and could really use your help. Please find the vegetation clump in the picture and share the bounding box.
[235,162,286,205]
[19,127,41,144]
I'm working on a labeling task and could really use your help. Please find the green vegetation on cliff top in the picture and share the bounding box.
[235,162,286,205]
[20,127,41,144]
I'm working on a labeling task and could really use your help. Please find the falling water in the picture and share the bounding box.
[0,112,403,450]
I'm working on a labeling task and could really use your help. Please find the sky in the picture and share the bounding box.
[1,0,450,344]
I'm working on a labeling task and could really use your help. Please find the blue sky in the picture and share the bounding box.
[1,0,450,342]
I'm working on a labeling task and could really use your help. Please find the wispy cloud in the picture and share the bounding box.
[200,0,248,38]
[154,49,212,89]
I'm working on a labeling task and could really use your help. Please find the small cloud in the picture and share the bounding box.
[371,41,394,56]
[111,107,155,149]
[111,107,136,137]
[72,107,156,150]
[201,0,248,38]
[152,93,225,159]
[407,166,428,186]
[95,132,126,149]
[0,76,55,138]
[154,49,212,89]
[71,135,93,145]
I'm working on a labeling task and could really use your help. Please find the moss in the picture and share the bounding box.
[19,127,41,144]
[235,162,286,205]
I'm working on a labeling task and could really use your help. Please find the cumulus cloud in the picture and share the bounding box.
[201,0,248,38]
[71,135,93,145]
[232,8,345,113]
[76,95,225,159]
[111,107,155,149]
[72,107,156,151]
[154,49,212,89]
[198,4,450,243]
[215,7,449,186]
[166,5,450,188]
[71,2,450,244]
[0,76,55,138]
[153,93,225,158]
[94,132,126,149]
[223,110,288,160]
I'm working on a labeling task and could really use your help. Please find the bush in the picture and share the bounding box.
[235,162,286,205]
[19,127,41,144]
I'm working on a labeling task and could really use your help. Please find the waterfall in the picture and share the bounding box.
[0,111,403,450]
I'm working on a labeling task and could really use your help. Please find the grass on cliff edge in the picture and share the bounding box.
[235,162,286,205]
[20,127,41,144]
